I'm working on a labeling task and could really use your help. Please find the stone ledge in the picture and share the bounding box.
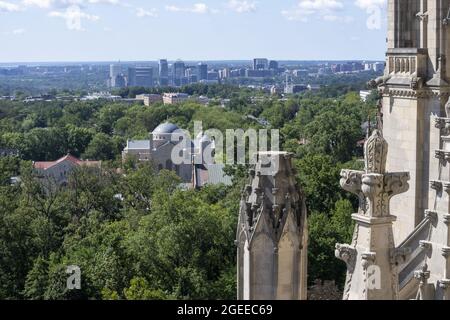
[351,214,397,225]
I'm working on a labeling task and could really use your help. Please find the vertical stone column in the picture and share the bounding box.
[336,130,410,300]
[417,0,428,49]
[236,152,308,300]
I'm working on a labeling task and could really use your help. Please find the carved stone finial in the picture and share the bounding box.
[364,130,388,174]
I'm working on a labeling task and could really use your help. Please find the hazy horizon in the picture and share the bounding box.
[0,58,384,66]
[0,0,388,62]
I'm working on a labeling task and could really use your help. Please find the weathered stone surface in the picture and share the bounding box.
[236,152,308,300]
[236,0,450,301]
[381,0,450,244]
[336,131,410,300]
[397,111,450,300]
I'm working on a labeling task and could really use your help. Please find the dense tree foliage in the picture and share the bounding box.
[0,162,238,299]
[0,83,376,298]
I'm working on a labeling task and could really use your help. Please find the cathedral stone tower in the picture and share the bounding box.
[377,0,450,243]
[396,107,450,300]
[236,152,308,300]
[414,110,450,300]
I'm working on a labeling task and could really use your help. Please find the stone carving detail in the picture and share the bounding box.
[430,180,443,191]
[335,244,357,272]
[367,75,390,89]
[414,264,430,282]
[361,252,376,270]
[336,130,409,300]
[438,279,450,292]
[404,97,450,300]
[236,152,308,300]
[425,210,438,223]
[341,131,409,220]
[441,247,450,259]
[436,150,450,163]
[390,247,412,266]
[340,170,367,215]
[410,76,423,90]
[443,214,450,225]
[364,0,450,301]
[364,130,387,174]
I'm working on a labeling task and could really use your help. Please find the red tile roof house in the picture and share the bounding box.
[33,154,101,187]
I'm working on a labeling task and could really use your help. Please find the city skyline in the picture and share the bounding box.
[0,0,388,62]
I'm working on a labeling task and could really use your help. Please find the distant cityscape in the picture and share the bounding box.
[108,58,384,90]
[0,58,384,105]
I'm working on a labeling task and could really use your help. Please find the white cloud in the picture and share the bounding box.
[87,0,119,4]
[299,0,343,13]
[282,0,344,22]
[323,14,353,23]
[2,28,26,35]
[21,0,119,31]
[49,5,99,31]
[281,9,307,22]
[192,3,208,13]
[136,7,157,18]
[227,0,257,13]
[354,0,386,10]
[22,0,120,9]
[166,3,212,14]
[0,1,21,12]
[22,0,53,8]
[12,28,26,34]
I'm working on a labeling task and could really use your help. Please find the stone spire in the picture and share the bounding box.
[236,152,308,300]
[336,130,410,300]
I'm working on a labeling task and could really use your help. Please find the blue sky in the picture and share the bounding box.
[0,0,388,62]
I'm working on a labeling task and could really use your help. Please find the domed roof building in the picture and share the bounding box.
[152,122,179,135]
[122,122,230,189]
[152,123,180,148]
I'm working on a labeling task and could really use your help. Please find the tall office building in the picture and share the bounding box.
[129,66,154,87]
[159,59,169,86]
[269,60,279,71]
[207,71,219,81]
[173,60,185,87]
[109,63,122,88]
[127,67,136,86]
[185,68,197,84]
[220,68,230,79]
[114,74,126,88]
[197,63,208,81]
[253,58,269,70]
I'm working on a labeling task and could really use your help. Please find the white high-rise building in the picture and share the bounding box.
[109,63,122,88]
